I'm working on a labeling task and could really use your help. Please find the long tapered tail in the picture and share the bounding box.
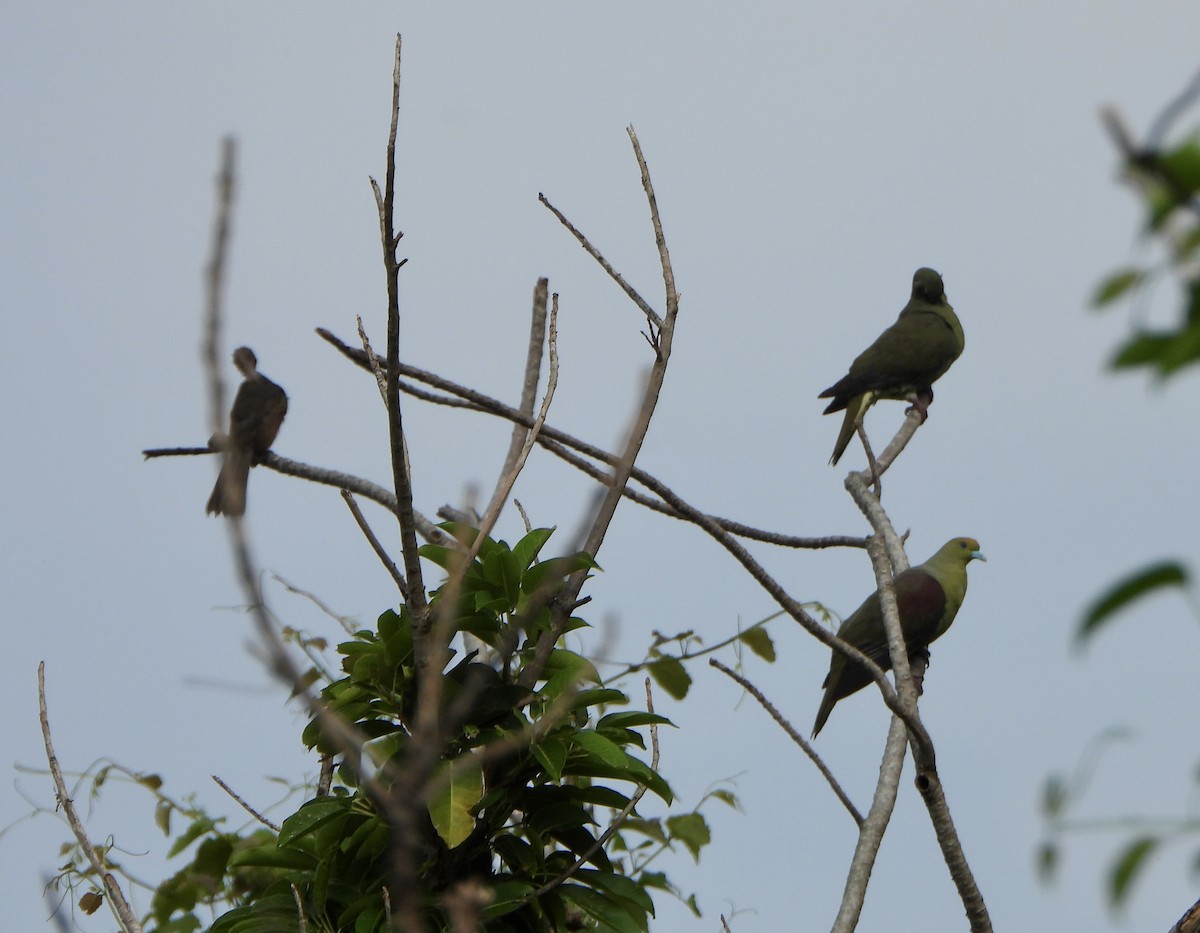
[206,448,252,516]
[829,392,874,466]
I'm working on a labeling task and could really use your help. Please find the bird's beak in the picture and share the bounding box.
[972,550,986,562]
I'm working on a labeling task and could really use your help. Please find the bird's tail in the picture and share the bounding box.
[829,392,875,466]
[206,448,252,517]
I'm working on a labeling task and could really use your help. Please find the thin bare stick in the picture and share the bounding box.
[212,774,280,832]
[203,137,237,443]
[342,490,409,598]
[291,883,309,933]
[710,659,862,827]
[357,315,390,404]
[628,126,676,323]
[38,664,144,933]
[271,571,358,636]
[469,292,558,557]
[484,278,548,519]
[538,193,663,330]
[369,35,426,630]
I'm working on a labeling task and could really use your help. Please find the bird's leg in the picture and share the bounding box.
[207,431,231,452]
[905,388,934,422]
[907,646,931,696]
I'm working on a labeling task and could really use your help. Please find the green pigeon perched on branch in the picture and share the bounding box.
[819,267,964,465]
[811,537,985,737]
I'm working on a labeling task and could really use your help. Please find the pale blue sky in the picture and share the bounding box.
[4,3,1200,931]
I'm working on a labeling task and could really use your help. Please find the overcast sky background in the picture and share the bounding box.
[4,4,1200,931]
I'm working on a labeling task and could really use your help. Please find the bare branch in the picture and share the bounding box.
[710,659,862,827]
[372,35,426,630]
[212,774,280,833]
[537,193,663,330]
[314,326,858,551]
[38,664,144,933]
[342,490,409,599]
[203,137,237,444]
[832,716,909,933]
[485,278,548,518]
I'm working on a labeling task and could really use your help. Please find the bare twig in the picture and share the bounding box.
[212,774,280,832]
[484,278,548,519]
[710,659,862,827]
[357,315,390,404]
[342,490,409,598]
[290,883,309,933]
[38,664,144,933]
[538,194,663,330]
[369,35,426,631]
[203,138,237,445]
[271,571,358,635]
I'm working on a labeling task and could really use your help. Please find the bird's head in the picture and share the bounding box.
[911,267,946,303]
[941,536,985,565]
[232,346,259,376]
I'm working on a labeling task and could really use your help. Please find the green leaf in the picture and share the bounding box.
[596,711,673,731]
[564,758,672,804]
[572,687,629,711]
[620,816,668,844]
[1110,332,1174,370]
[1160,136,1200,190]
[155,800,172,836]
[483,880,539,920]
[575,867,656,917]
[521,552,601,596]
[277,798,350,848]
[666,812,711,862]
[560,882,646,933]
[1091,268,1145,308]
[533,735,569,781]
[568,730,632,769]
[428,757,484,849]
[513,527,555,570]
[1077,561,1190,645]
[166,816,217,859]
[539,649,601,697]
[227,844,318,871]
[738,626,776,662]
[647,657,691,700]
[1109,835,1159,907]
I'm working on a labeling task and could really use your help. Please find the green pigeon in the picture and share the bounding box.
[819,267,964,465]
[811,537,985,737]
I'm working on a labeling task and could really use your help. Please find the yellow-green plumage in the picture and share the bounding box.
[819,268,964,465]
[812,537,985,737]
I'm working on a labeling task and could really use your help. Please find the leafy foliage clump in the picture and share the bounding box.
[131,527,724,933]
